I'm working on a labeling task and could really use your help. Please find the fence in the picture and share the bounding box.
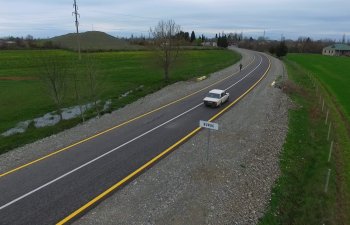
[306,72,334,193]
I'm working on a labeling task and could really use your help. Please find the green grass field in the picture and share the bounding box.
[259,54,350,224]
[0,49,240,153]
[287,54,350,123]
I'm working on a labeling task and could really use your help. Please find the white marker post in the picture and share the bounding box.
[200,120,219,164]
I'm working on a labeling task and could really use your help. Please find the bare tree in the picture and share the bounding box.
[84,56,101,117]
[39,56,67,120]
[150,20,181,82]
[72,61,85,122]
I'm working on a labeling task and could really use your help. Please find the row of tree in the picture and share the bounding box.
[39,56,103,122]
[128,30,208,47]
[217,35,229,48]
[237,35,342,55]
[2,30,346,54]
[0,35,61,50]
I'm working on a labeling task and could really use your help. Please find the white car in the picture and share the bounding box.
[203,89,229,107]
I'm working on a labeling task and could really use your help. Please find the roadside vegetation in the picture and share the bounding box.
[287,54,350,124]
[0,49,240,154]
[259,54,350,224]
[150,19,182,82]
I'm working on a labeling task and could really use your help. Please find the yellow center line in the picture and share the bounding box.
[56,54,271,225]
[0,54,255,178]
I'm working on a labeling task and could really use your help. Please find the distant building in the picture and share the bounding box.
[322,43,350,56]
[202,41,217,47]
[0,40,16,48]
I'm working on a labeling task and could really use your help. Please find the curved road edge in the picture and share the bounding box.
[0,48,251,176]
[73,50,291,225]
[57,50,270,224]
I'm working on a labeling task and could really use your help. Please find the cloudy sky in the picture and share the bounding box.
[1,0,349,40]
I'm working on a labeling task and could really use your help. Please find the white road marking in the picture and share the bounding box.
[0,102,203,211]
[0,53,265,211]
[224,55,263,91]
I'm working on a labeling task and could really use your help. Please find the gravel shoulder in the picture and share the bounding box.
[73,49,291,225]
[0,48,252,174]
[0,48,291,225]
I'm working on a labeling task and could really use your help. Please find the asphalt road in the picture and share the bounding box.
[0,50,270,225]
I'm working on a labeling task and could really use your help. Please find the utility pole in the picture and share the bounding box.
[72,0,81,60]
[263,30,266,40]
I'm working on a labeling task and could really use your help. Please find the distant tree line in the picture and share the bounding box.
[0,35,61,50]
[128,29,210,47]
[2,29,344,58]
[237,35,339,56]
[1,30,238,51]
[217,35,229,48]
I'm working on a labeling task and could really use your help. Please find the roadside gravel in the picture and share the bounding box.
[0,48,251,174]
[74,49,291,225]
[0,48,291,225]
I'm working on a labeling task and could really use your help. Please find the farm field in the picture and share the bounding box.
[287,54,350,123]
[0,49,240,153]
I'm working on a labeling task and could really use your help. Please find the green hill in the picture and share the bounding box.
[50,31,143,51]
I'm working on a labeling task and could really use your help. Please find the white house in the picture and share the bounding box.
[322,43,350,56]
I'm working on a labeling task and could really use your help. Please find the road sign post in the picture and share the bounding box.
[199,120,219,164]
[207,129,210,162]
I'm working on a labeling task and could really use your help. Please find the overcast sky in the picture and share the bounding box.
[1,0,349,40]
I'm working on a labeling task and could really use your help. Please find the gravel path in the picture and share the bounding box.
[0,48,291,225]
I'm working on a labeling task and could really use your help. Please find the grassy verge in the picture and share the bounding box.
[286,54,350,124]
[258,57,350,224]
[0,49,240,154]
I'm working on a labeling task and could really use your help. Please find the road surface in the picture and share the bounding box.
[0,50,270,224]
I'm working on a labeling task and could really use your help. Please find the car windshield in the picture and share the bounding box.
[206,93,221,99]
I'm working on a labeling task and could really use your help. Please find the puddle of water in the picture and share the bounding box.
[1,100,111,137]
[2,85,144,137]
[1,120,32,137]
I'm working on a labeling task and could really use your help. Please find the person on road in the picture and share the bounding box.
[239,63,243,71]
